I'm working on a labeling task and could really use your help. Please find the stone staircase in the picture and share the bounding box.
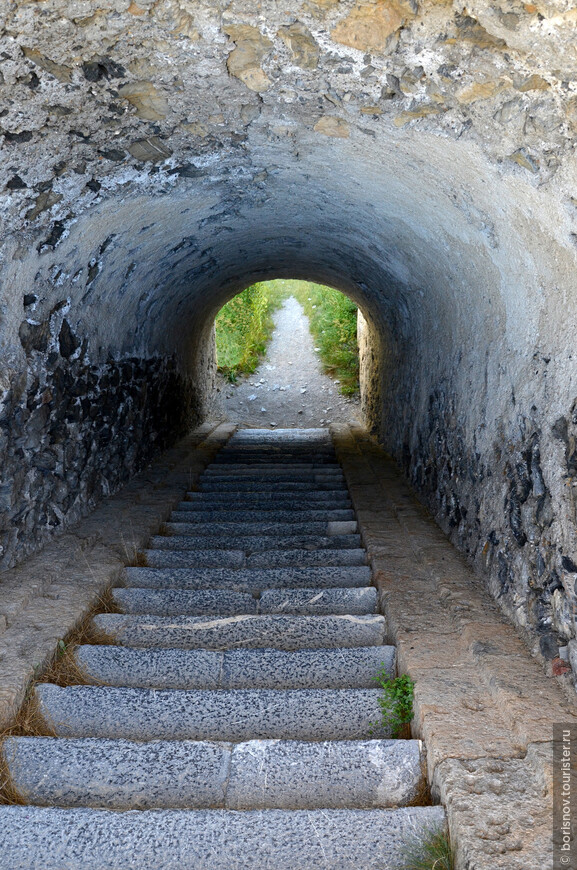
[1,428,445,869]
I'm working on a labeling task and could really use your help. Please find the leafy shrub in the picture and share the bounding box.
[372,668,415,737]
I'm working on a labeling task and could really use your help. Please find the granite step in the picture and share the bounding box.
[0,805,446,870]
[164,520,357,536]
[148,534,361,552]
[143,548,367,569]
[228,427,331,440]
[143,549,245,569]
[199,474,345,485]
[258,587,377,614]
[111,588,258,616]
[35,684,392,741]
[196,482,349,492]
[111,586,377,617]
[246,548,367,568]
[73,644,396,689]
[214,453,338,463]
[91,612,386,650]
[171,508,355,522]
[202,460,343,477]
[183,491,351,505]
[3,737,423,810]
[122,565,373,592]
[201,467,344,478]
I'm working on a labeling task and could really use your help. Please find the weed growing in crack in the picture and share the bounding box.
[370,668,414,738]
[396,826,453,870]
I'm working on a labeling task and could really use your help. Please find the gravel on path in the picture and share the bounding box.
[215,296,361,429]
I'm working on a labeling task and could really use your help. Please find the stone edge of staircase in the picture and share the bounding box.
[0,421,237,732]
[331,421,574,870]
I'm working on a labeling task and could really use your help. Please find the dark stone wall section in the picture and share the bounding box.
[0,352,196,571]
[394,384,576,661]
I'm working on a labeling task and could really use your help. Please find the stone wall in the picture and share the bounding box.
[0,336,196,569]
[2,0,577,665]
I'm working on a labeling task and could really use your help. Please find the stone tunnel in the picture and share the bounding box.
[3,0,577,676]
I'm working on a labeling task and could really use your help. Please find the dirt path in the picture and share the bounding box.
[216,296,361,428]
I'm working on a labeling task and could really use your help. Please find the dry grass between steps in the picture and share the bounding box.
[0,745,27,805]
[407,769,434,808]
[0,587,122,760]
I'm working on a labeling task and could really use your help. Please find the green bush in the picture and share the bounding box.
[372,669,415,737]
[290,281,360,396]
[215,283,278,380]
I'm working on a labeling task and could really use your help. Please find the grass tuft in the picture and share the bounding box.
[396,826,454,870]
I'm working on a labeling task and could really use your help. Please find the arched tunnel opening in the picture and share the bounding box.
[211,279,364,428]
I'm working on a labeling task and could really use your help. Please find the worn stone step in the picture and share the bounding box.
[214,453,338,464]
[229,428,331,443]
[111,587,376,617]
[0,805,446,870]
[258,587,377,615]
[165,521,358,537]
[172,508,355,522]
[111,588,258,616]
[144,550,245,569]
[123,565,372,592]
[149,534,361,552]
[36,684,391,741]
[4,737,422,810]
[91,612,386,650]
[184,491,351,504]
[143,548,367,570]
[196,482,348,492]
[74,645,395,689]
[199,474,345,485]
[201,467,344,477]
[204,463,341,472]
[226,738,423,810]
[3,737,228,809]
[246,549,367,568]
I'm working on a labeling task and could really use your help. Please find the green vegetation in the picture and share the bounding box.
[288,281,360,396]
[372,668,415,737]
[214,283,279,381]
[396,827,454,870]
[214,279,360,395]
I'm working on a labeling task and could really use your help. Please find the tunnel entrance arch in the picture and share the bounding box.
[209,279,368,430]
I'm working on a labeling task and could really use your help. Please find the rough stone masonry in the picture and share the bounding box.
[2,0,577,671]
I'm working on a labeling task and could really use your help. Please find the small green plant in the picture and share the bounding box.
[57,639,67,658]
[371,668,415,737]
[396,826,454,870]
